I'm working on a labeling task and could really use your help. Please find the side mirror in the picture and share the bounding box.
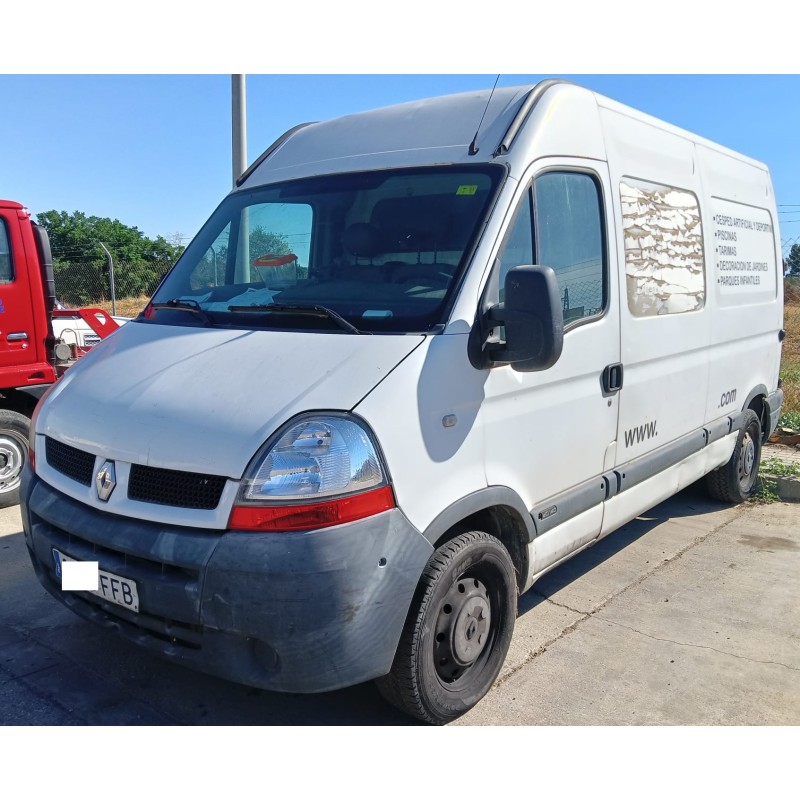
[486,265,564,372]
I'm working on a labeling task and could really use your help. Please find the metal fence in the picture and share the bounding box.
[53,259,174,316]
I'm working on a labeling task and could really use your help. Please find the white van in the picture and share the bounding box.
[22,80,784,724]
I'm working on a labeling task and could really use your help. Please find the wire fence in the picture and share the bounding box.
[54,259,174,316]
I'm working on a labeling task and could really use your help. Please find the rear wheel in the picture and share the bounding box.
[376,531,516,724]
[706,409,762,503]
[0,409,30,509]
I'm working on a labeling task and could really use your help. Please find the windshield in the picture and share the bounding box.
[149,165,503,333]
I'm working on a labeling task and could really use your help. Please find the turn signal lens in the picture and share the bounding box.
[229,485,395,532]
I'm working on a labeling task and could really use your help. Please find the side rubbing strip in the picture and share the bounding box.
[615,429,707,494]
[527,414,743,540]
[531,475,609,536]
[728,411,746,435]
[705,416,732,446]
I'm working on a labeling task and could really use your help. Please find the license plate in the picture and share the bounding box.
[53,549,140,613]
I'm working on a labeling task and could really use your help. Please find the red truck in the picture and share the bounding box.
[0,199,119,507]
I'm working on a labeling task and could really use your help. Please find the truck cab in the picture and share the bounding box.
[0,200,118,506]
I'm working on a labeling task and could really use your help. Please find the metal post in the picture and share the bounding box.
[99,242,116,315]
[232,75,247,187]
[232,75,249,280]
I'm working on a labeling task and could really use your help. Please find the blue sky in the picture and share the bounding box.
[1,74,798,252]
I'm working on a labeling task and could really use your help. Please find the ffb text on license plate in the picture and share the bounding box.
[53,549,140,613]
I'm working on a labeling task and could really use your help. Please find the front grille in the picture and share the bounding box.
[46,437,95,486]
[128,464,226,509]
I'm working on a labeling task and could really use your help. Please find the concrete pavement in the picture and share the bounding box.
[1,486,798,725]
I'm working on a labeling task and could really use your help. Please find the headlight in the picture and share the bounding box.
[229,413,394,531]
[28,383,57,469]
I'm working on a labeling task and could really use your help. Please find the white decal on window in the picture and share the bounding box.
[621,180,705,316]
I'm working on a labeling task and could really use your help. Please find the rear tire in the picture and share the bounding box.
[0,409,30,509]
[706,409,762,503]
[375,531,517,724]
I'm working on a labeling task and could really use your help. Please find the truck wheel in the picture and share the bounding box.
[0,410,29,508]
[706,409,762,503]
[375,531,517,724]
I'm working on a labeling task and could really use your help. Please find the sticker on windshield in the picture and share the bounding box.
[456,185,478,196]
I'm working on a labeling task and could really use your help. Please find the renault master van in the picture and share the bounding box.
[21,79,784,724]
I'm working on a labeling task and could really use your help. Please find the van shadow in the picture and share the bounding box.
[517,482,727,616]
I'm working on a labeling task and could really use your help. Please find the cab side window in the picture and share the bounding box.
[534,172,605,322]
[494,172,606,325]
[0,220,13,284]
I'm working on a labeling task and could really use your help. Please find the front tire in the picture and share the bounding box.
[376,531,517,724]
[706,409,762,503]
[0,409,30,509]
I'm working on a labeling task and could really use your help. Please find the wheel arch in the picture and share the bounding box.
[422,487,535,593]
[741,384,769,442]
[0,387,41,419]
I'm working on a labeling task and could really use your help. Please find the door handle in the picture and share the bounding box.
[602,363,623,394]
[6,332,29,342]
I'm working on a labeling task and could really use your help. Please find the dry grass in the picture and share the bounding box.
[91,296,151,318]
[782,279,800,416]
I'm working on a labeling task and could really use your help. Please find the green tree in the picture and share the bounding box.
[36,210,185,305]
[249,226,291,260]
[787,243,800,277]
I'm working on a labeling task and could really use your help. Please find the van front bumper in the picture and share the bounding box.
[21,469,433,694]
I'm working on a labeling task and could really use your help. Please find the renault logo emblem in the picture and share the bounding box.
[96,460,117,502]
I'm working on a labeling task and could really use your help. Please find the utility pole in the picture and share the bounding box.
[232,75,247,187]
[99,242,116,315]
[231,74,249,282]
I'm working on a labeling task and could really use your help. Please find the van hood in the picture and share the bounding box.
[39,321,425,478]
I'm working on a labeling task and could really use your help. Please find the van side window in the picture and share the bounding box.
[533,172,605,323]
[0,220,13,284]
[621,179,705,316]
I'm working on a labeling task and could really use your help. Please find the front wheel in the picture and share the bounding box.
[0,409,30,509]
[376,531,517,724]
[706,409,762,503]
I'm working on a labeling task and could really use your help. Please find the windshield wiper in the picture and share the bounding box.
[149,298,214,326]
[227,303,365,335]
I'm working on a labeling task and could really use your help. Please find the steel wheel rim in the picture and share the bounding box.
[0,430,27,493]
[738,426,758,491]
[432,566,503,688]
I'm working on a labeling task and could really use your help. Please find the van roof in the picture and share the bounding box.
[239,79,768,189]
